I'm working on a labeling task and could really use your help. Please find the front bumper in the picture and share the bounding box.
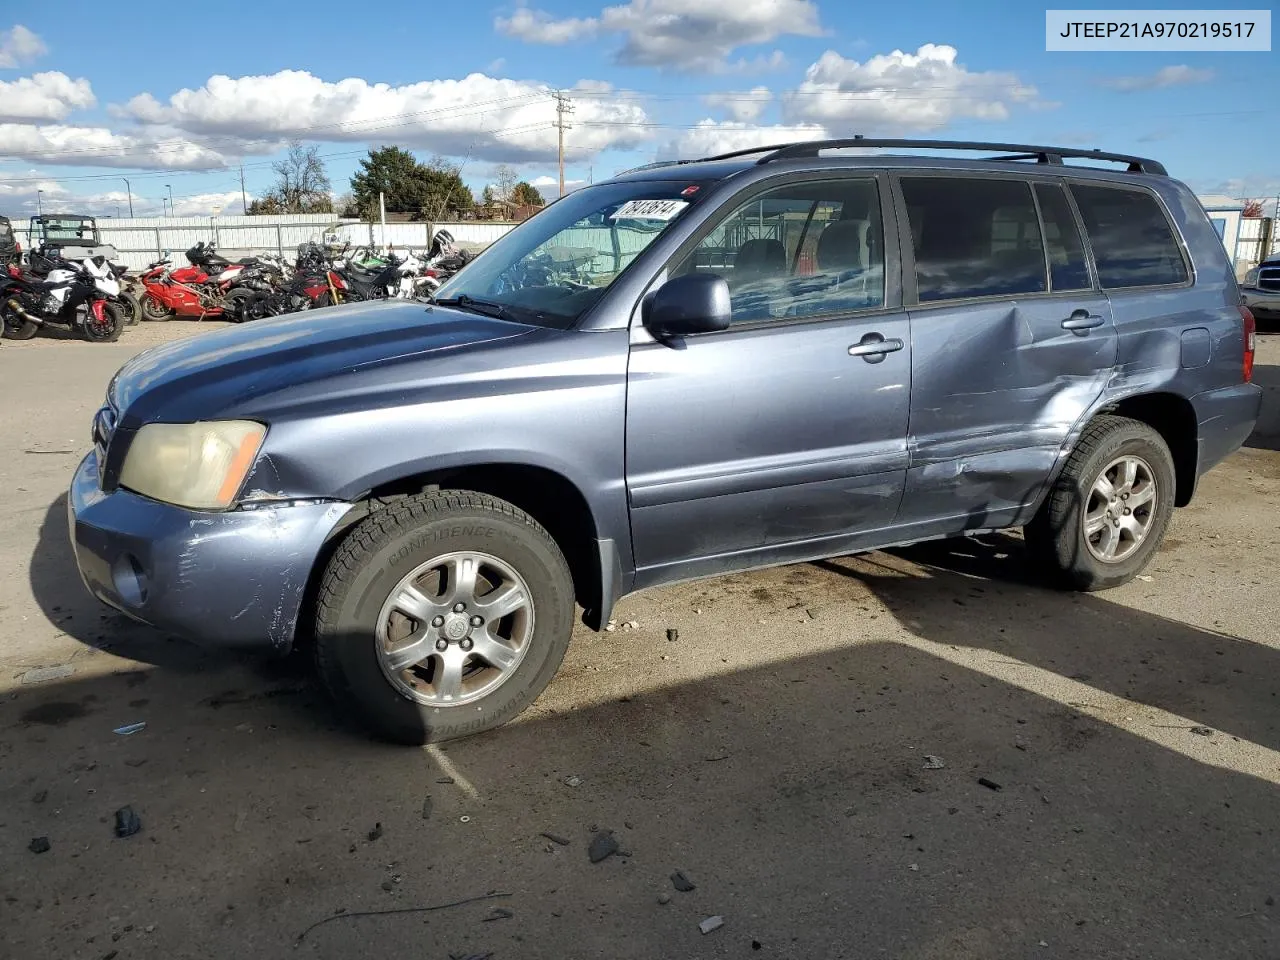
[69,451,352,653]
[1241,287,1280,319]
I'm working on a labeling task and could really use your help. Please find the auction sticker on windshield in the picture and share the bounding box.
[611,199,689,221]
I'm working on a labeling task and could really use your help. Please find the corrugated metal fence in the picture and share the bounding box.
[14,215,517,270]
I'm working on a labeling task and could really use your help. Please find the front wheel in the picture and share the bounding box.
[315,491,575,744]
[1025,415,1175,591]
[81,302,123,342]
[139,293,172,322]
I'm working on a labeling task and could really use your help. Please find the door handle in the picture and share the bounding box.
[848,333,904,363]
[1061,309,1105,332]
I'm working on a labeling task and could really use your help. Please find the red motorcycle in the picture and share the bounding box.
[137,242,251,320]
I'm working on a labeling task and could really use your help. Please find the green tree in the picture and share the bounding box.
[350,146,429,214]
[512,181,544,207]
[481,184,496,205]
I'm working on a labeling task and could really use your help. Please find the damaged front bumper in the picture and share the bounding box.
[68,450,352,653]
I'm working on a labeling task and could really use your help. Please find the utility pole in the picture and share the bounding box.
[122,178,133,217]
[240,165,248,215]
[166,184,174,217]
[552,90,574,198]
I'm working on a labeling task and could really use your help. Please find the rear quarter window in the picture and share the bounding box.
[1070,184,1188,289]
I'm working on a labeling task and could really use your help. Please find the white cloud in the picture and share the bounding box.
[1101,65,1214,92]
[495,0,822,72]
[659,119,829,160]
[0,72,95,122]
[495,6,599,43]
[703,86,772,121]
[0,177,250,217]
[121,70,653,162]
[529,174,586,193]
[0,25,46,68]
[783,44,1039,134]
[0,123,228,169]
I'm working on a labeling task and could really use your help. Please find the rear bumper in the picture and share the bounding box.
[1190,382,1264,479]
[69,451,352,653]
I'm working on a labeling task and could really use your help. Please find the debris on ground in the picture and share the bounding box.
[381,881,394,892]
[28,836,51,854]
[752,941,762,950]
[459,816,471,823]
[421,797,433,820]
[436,777,455,784]
[605,620,618,632]
[114,806,141,838]
[671,870,697,892]
[1136,575,1154,582]
[922,755,945,770]
[296,892,513,942]
[977,778,1003,792]
[562,775,583,788]
[699,916,724,934]
[32,789,47,804]
[667,628,679,642]
[540,832,570,846]
[658,893,671,905]
[1190,726,1215,737]
[368,822,383,841]
[20,664,75,685]
[483,907,514,921]
[588,830,619,863]
[113,722,146,736]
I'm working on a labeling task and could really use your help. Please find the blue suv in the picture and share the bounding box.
[69,139,1262,743]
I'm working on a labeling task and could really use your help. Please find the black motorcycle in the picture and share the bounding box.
[1,256,123,342]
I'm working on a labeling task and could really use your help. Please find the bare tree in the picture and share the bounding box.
[492,164,518,202]
[266,140,333,214]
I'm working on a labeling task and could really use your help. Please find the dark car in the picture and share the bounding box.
[1241,254,1280,322]
[68,139,1262,744]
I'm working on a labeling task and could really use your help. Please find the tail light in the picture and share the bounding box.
[1241,305,1256,383]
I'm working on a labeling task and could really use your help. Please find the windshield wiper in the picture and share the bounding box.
[432,294,511,320]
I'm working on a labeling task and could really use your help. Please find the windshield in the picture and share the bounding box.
[33,217,97,243]
[434,179,708,328]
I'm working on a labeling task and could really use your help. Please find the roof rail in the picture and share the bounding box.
[747,138,1167,175]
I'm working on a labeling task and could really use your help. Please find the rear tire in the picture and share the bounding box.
[1025,415,1175,591]
[221,288,253,322]
[1,299,39,340]
[81,302,123,342]
[117,291,141,325]
[315,490,575,745]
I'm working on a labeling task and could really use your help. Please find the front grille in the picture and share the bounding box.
[1259,266,1280,292]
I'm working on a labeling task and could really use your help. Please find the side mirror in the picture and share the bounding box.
[643,273,732,339]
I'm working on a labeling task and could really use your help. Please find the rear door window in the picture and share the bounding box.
[1069,184,1188,289]
[900,177,1047,302]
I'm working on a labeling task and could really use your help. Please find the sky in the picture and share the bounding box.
[0,1,1275,219]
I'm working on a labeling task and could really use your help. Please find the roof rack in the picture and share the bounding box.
[727,138,1166,175]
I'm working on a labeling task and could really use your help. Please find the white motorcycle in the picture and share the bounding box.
[1,255,124,342]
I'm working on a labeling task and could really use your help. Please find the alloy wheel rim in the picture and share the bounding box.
[375,551,534,707]
[1083,455,1157,563]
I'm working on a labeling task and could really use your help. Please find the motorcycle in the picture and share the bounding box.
[139,242,286,320]
[1,256,124,342]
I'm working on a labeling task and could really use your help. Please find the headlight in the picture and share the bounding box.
[119,421,266,510]
[1243,267,1260,288]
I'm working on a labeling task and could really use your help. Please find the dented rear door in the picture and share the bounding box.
[891,174,1118,529]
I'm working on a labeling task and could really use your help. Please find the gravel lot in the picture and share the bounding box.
[2,320,1278,959]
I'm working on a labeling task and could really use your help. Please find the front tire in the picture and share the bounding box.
[1025,415,1175,591]
[139,293,172,322]
[315,490,575,744]
[81,302,123,342]
[117,291,141,325]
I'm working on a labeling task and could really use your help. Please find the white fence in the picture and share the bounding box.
[14,214,517,270]
[1237,217,1279,270]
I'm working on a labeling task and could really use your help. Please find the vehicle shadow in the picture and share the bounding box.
[1246,361,1279,451]
[819,530,1280,754]
[4,595,1279,959]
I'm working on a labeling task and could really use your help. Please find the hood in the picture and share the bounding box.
[110,299,534,426]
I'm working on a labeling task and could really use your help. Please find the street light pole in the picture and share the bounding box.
[166,184,174,216]
[122,178,133,217]
[37,189,44,216]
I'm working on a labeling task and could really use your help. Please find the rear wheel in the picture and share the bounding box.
[117,291,140,325]
[315,490,575,744]
[139,293,172,322]
[81,302,123,342]
[0,298,39,340]
[1025,415,1175,591]
[221,288,253,322]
